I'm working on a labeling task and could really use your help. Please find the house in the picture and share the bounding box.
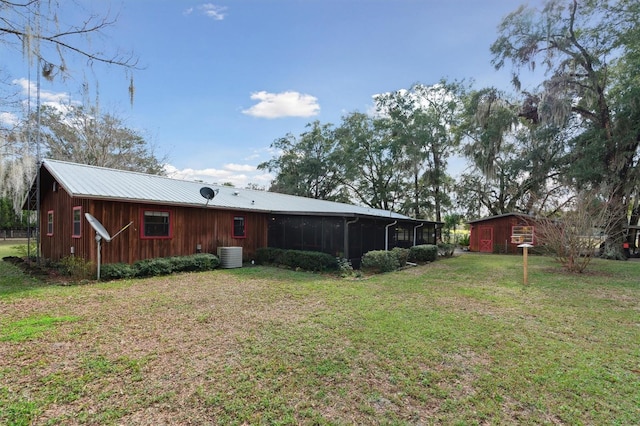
[468,213,538,254]
[23,159,441,267]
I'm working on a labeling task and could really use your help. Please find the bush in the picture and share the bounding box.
[458,234,470,247]
[256,248,337,272]
[361,250,399,273]
[11,242,37,259]
[56,256,93,279]
[100,263,136,280]
[101,254,220,280]
[166,253,220,272]
[391,247,409,267]
[337,257,354,278]
[437,243,455,258]
[188,253,220,271]
[408,244,438,262]
[255,247,286,265]
[134,258,173,277]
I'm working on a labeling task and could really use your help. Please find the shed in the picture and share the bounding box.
[23,160,441,267]
[468,213,538,254]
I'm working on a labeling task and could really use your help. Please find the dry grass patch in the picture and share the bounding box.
[1,257,639,425]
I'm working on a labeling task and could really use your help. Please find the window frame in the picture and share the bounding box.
[232,215,246,239]
[140,209,173,240]
[72,206,82,238]
[47,210,54,236]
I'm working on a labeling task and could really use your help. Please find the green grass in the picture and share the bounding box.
[0,240,53,299]
[0,315,79,342]
[0,253,638,424]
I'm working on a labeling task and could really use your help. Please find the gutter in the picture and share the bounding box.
[413,222,424,246]
[344,217,359,259]
[385,220,398,251]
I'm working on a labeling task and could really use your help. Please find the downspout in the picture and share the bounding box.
[344,217,359,259]
[385,220,397,251]
[413,222,424,246]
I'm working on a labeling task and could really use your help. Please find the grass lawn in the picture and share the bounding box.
[1,245,639,425]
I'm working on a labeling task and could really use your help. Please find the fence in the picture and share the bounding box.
[1,230,35,239]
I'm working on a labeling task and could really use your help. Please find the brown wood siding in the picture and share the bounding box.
[40,185,268,265]
[39,186,92,262]
[469,215,537,254]
[85,201,268,265]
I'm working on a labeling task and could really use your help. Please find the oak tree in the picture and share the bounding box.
[491,0,640,258]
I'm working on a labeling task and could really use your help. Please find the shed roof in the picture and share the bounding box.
[467,212,537,224]
[28,159,435,223]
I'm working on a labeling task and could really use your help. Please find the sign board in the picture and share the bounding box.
[511,225,534,244]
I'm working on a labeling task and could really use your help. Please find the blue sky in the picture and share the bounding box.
[3,1,544,187]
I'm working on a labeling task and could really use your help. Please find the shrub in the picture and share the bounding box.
[391,247,409,267]
[11,242,38,259]
[134,258,173,277]
[188,253,220,271]
[101,254,220,280]
[408,244,438,262]
[361,250,399,273]
[100,263,136,280]
[337,257,355,278]
[166,254,220,272]
[437,243,455,258]
[458,234,470,247]
[256,247,286,265]
[256,248,337,272]
[56,256,93,279]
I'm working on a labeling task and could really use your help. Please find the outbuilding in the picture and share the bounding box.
[23,159,441,268]
[468,213,538,254]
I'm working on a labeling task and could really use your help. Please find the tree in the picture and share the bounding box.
[442,213,464,244]
[456,87,570,218]
[334,112,404,210]
[0,0,138,76]
[258,121,348,202]
[1,1,141,214]
[535,190,627,272]
[27,104,165,174]
[374,81,464,221]
[491,0,640,258]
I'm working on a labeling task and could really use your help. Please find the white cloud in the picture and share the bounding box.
[199,4,227,20]
[183,4,226,20]
[163,163,268,188]
[224,163,255,172]
[12,78,80,118]
[242,91,320,119]
[13,78,73,106]
[0,112,19,127]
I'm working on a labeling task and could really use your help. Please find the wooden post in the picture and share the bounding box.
[517,243,534,285]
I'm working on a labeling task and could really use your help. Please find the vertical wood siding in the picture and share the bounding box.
[469,215,537,254]
[40,189,267,265]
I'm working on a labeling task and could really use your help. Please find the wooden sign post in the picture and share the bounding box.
[517,243,534,285]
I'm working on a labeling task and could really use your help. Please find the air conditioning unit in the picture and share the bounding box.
[217,247,243,269]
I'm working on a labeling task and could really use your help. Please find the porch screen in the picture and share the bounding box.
[267,215,343,255]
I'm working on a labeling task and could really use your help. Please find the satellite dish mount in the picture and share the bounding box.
[85,213,133,280]
[200,186,219,207]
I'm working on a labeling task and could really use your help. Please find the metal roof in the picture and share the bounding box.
[36,159,426,222]
[467,212,536,224]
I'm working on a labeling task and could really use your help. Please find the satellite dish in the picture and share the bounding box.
[85,213,133,280]
[85,213,111,242]
[200,187,219,206]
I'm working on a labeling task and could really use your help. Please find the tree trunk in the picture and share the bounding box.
[602,187,628,260]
